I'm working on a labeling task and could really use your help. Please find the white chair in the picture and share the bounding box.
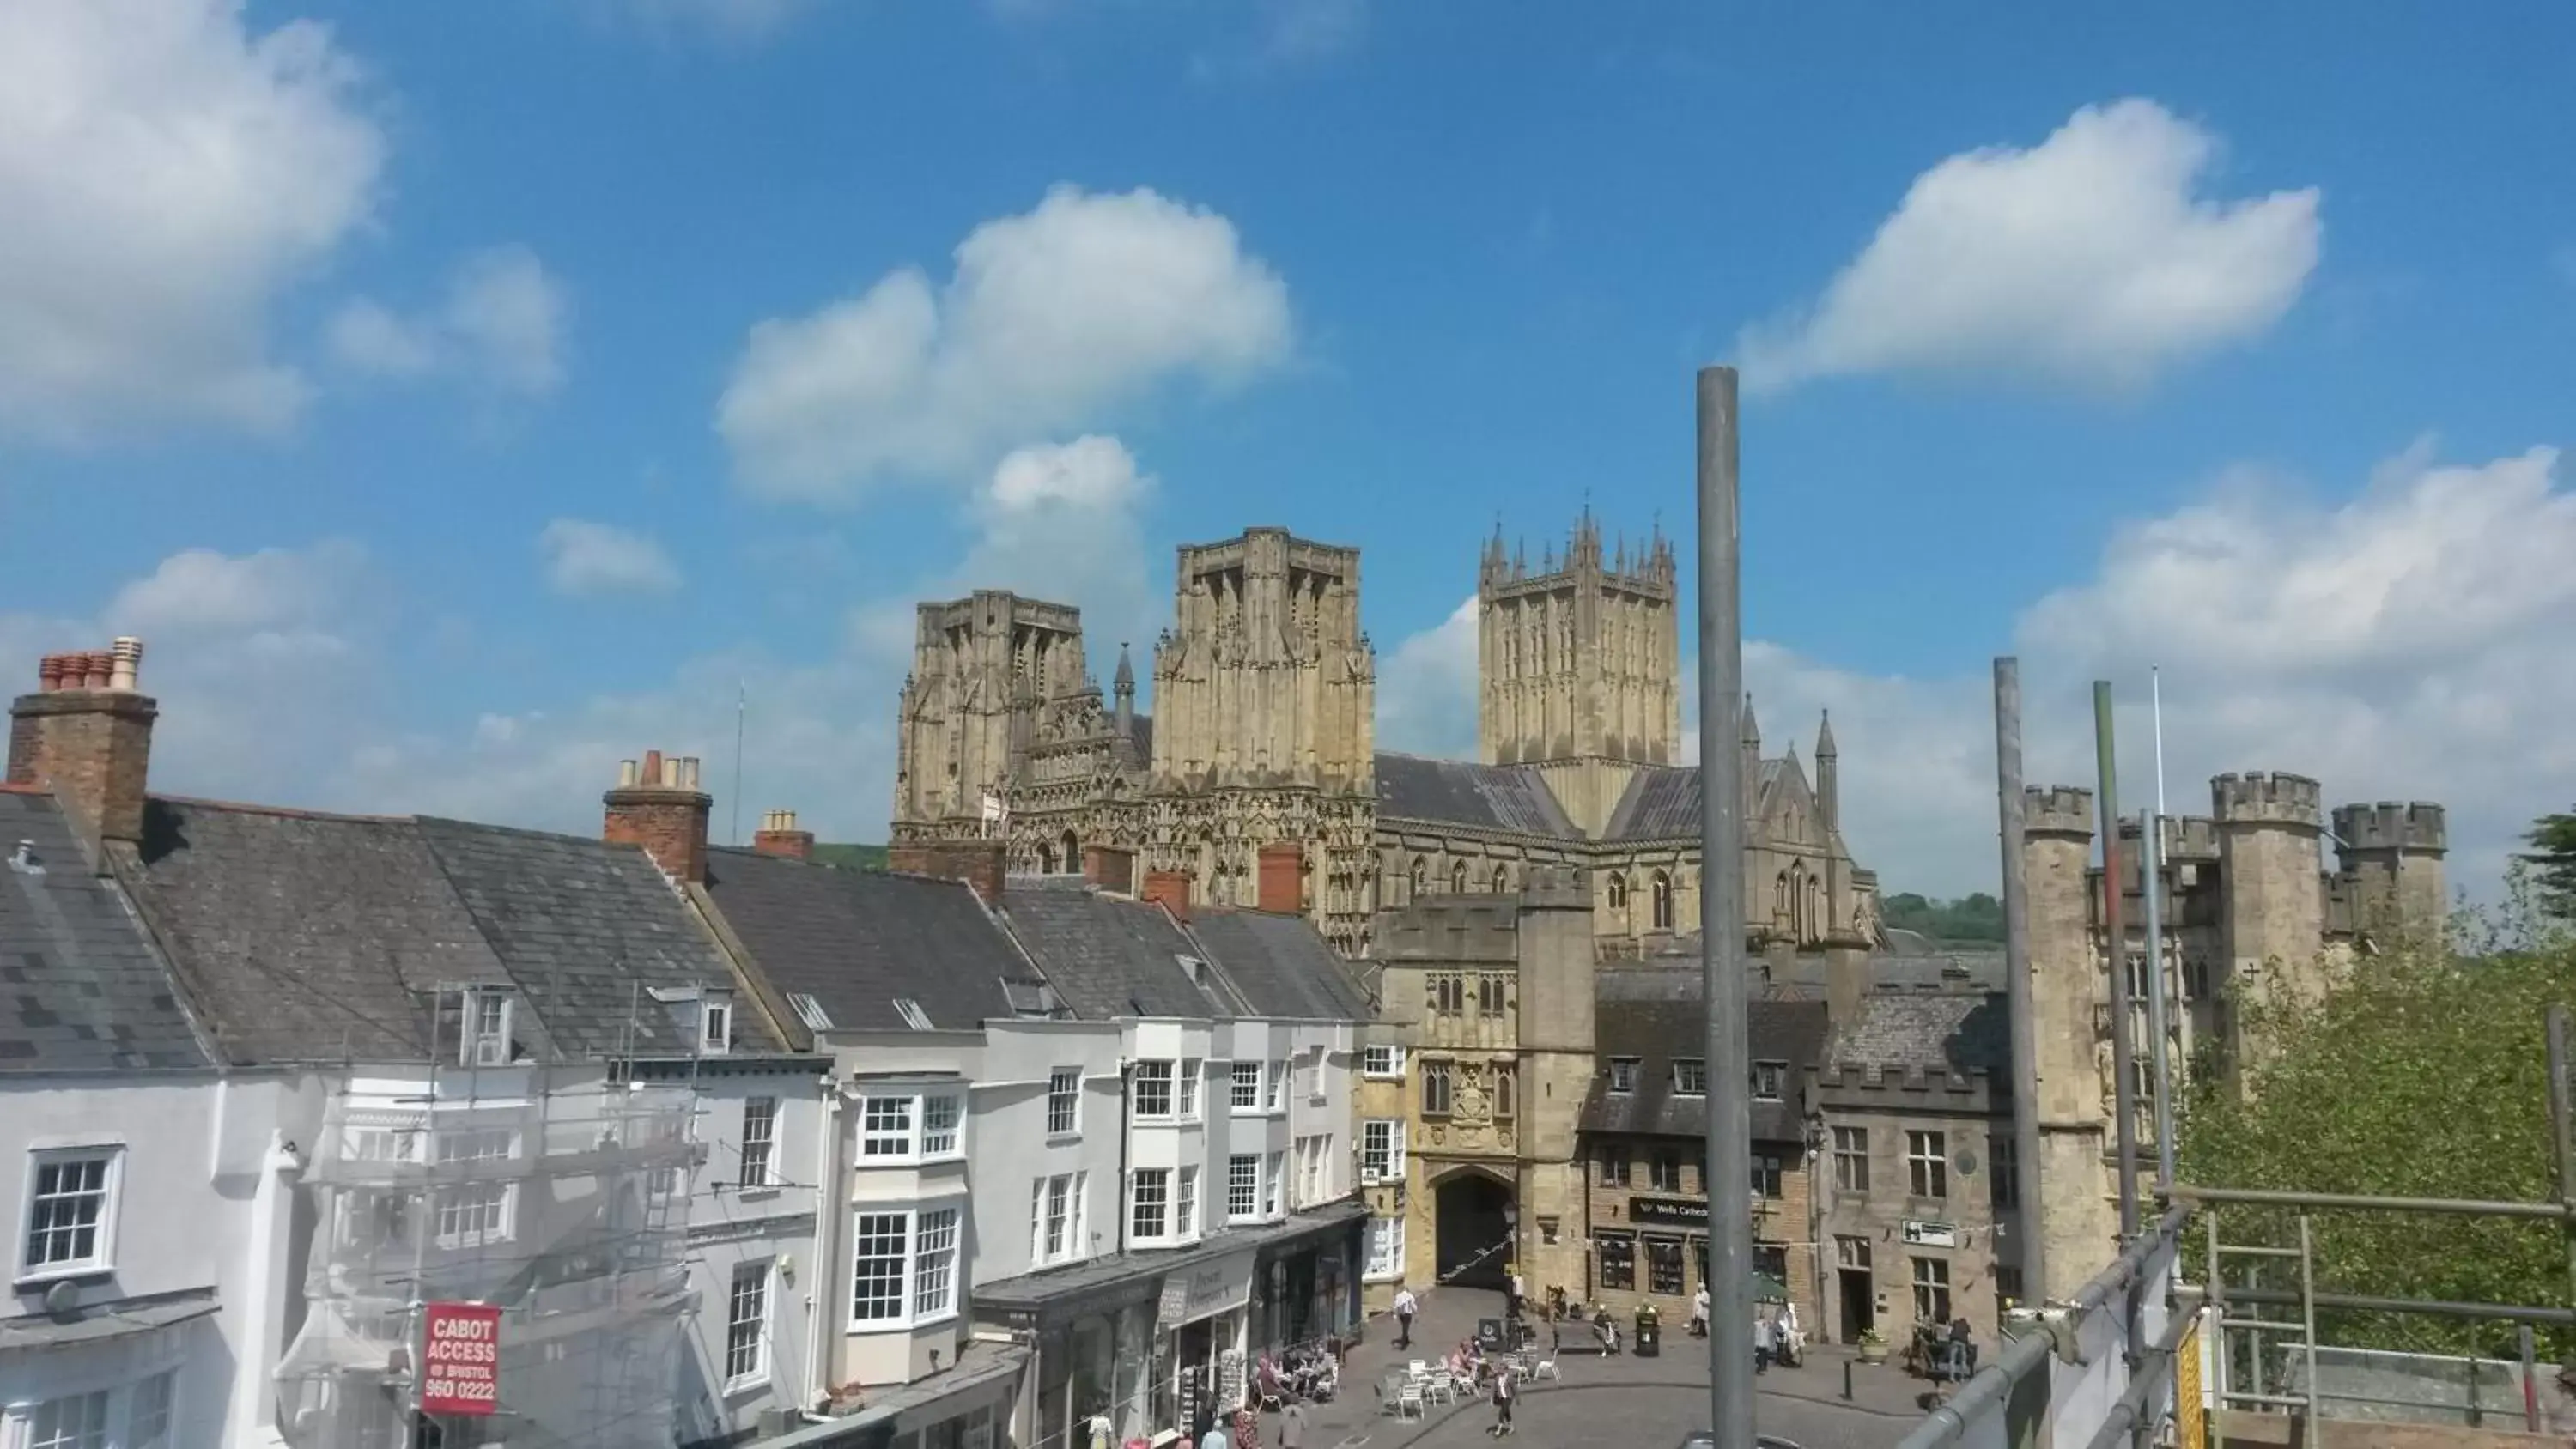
[1396,1384,1425,1420]
[1531,1356,1559,1382]
[1408,1359,1429,1381]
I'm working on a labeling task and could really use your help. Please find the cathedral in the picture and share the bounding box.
[889,516,1881,957]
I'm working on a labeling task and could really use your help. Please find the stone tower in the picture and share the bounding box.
[1513,864,1599,1303]
[1151,528,1373,791]
[2215,773,2330,1024]
[2021,785,2122,1300]
[895,591,1091,827]
[1477,513,1680,833]
[2330,801,2448,944]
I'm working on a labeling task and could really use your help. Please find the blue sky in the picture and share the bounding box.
[3,0,2571,900]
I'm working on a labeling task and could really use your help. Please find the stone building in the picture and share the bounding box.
[1358,869,1595,1313]
[888,517,1882,961]
[1809,994,2017,1349]
[1577,971,1830,1331]
[2019,770,2451,1301]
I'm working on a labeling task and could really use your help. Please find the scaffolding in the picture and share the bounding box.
[273,1043,704,1448]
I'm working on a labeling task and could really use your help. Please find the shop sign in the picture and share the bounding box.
[1157,1248,1258,1330]
[420,1301,501,1416]
[1628,1196,1707,1228]
[1902,1220,1959,1249]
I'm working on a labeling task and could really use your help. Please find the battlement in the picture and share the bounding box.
[1372,898,1522,964]
[2023,785,2095,839]
[1479,513,1677,599]
[915,589,1084,642]
[1807,1061,2006,1113]
[1520,862,1592,910]
[2160,815,2221,862]
[2330,800,2448,855]
[1176,526,1361,580]
[2212,771,2323,826]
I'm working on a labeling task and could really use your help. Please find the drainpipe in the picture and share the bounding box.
[805,1076,845,1410]
[1116,1059,1135,1253]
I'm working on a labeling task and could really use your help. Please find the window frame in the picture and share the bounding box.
[1832,1126,1869,1193]
[1360,1119,1406,1183]
[1911,1255,1953,1325]
[18,1143,125,1283]
[847,1199,967,1332]
[1751,1153,1783,1200]
[1596,1145,1630,1188]
[1132,1061,1176,1121]
[1419,1058,1455,1118]
[1751,1060,1787,1101]
[1265,1059,1287,1112]
[1227,1155,1262,1222]
[855,1088,969,1167]
[1649,1151,1682,1193]
[1671,1058,1709,1097]
[1130,1167,1173,1244]
[1989,1132,2020,1211]
[702,998,732,1055]
[1905,1130,1949,1200]
[1596,1231,1637,1290]
[1364,1214,1406,1282]
[1046,1068,1083,1139]
[1231,1061,1264,1113]
[463,989,513,1068]
[726,1258,773,1390]
[1361,1044,1404,1080]
[1607,1057,1640,1094]
[1178,1058,1203,1120]
[739,1096,778,1190]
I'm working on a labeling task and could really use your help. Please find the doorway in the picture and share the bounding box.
[1835,1234,1874,1343]
[1434,1172,1514,1290]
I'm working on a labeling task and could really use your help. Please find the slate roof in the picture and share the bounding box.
[1372,753,1577,836]
[0,791,206,1071]
[412,816,777,1058]
[994,878,1244,1020]
[125,798,511,1066]
[1826,991,2009,1076]
[702,846,1030,1035]
[1185,909,1371,1021]
[1601,760,1795,842]
[1581,967,1828,1144]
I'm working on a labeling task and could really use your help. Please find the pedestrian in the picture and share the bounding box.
[1279,1399,1309,1449]
[1689,1284,1710,1338]
[1393,1285,1419,1349]
[1753,1312,1774,1374]
[1777,1300,1802,1367]
[1200,1412,1230,1449]
[1508,1268,1525,1322]
[1487,1365,1518,1437]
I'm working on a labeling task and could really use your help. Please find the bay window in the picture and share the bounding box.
[848,1201,965,1330]
[857,1088,969,1165]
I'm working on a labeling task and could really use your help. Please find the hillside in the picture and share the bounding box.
[808,842,890,871]
[1880,891,2006,945]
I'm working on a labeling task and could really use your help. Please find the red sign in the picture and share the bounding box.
[420,1301,502,1416]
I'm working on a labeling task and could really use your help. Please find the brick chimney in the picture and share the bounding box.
[1256,841,1303,915]
[7,639,155,857]
[1082,844,1138,895]
[605,750,712,884]
[888,841,1006,903]
[1141,869,1193,921]
[751,809,815,862]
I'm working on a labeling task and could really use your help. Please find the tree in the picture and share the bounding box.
[2178,906,2576,1357]
[1879,891,2006,943]
[2524,809,2576,919]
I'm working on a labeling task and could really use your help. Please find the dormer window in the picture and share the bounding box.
[702,999,732,1055]
[893,998,933,1031]
[463,990,513,1068]
[1608,1057,1639,1094]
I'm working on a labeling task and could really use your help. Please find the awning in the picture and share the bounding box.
[0,1288,219,1353]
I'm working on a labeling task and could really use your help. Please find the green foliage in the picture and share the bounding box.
[2525,808,2576,919]
[807,842,890,871]
[1879,891,2006,943]
[2178,888,2576,1358]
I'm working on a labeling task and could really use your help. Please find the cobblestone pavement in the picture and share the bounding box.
[1268,1287,1936,1449]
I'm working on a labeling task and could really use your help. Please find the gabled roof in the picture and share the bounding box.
[121,799,774,1066]
[0,791,206,1071]
[1826,991,2008,1076]
[125,798,511,1066]
[1373,753,1577,836]
[1581,967,1828,1144]
[701,846,1031,1035]
[994,878,1243,1020]
[413,817,777,1058]
[1184,909,1370,1021]
[1601,758,1801,842]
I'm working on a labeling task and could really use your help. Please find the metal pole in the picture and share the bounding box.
[2142,808,2176,1190]
[1697,365,1753,1449]
[2095,682,2139,1240]
[1993,658,2047,1302]
[2545,1005,2576,1313]
[2520,1323,2539,1432]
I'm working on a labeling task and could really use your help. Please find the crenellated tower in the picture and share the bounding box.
[2214,772,2330,1030]
[1477,512,1680,833]
[894,591,1091,828]
[2020,785,2123,1300]
[2330,801,2448,945]
[1151,527,1373,791]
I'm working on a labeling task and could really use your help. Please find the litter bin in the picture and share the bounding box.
[1635,1304,1662,1359]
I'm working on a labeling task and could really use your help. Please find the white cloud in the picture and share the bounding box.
[538,519,684,597]
[1375,596,1479,758]
[1738,100,2320,394]
[328,246,569,397]
[1376,444,2576,904]
[718,185,1293,501]
[0,0,385,443]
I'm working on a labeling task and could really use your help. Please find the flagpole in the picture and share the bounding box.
[732,680,747,847]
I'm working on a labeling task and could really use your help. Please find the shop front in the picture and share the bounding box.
[1151,1248,1256,1437]
[1249,1203,1365,1357]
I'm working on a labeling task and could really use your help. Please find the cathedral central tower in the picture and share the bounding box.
[1476,512,1680,831]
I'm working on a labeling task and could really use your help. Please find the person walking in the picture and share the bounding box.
[1393,1285,1419,1349]
[1753,1311,1775,1374]
[1487,1365,1518,1437]
[1689,1285,1710,1338]
[1278,1399,1309,1449]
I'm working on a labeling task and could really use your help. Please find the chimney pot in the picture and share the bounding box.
[37,656,63,692]
[680,756,702,791]
[642,749,665,786]
[82,652,111,690]
[108,638,143,693]
[8,642,159,851]
[751,809,816,862]
[618,759,640,789]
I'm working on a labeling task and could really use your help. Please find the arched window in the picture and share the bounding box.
[1060,828,1079,874]
[1807,876,1826,945]
[1491,864,1510,894]
[1651,870,1674,931]
[1408,857,1428,902]
[1037,846,1057,874]
[1607,874,1630,909]
[1493,1065,1516,1120]
[1450,859,1468,894]
[1776,872,1791,925]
